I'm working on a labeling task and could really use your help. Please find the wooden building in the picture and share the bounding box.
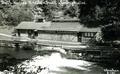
[15,18,100,43]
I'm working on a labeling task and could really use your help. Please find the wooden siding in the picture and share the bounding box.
[37,32,78,42]
[17,29,78,42]
[17,29,97,43]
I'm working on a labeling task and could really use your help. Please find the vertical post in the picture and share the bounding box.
[18,29,20,37]
[15,42,20,51]
[77,32,82,42]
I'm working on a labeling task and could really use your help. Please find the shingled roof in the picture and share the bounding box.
[15,20,100,32]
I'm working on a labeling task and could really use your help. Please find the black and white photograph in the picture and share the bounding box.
[0,0,120,74]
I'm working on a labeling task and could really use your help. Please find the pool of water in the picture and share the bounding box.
[0,47,120,74]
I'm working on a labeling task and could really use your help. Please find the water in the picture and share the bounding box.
[35,53,104,74]
[0,47,120,74]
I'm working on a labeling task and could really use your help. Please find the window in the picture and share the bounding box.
[87,33,90,37]
[83,32,89,37]
[84,33,87,37]
[37,19,43,22]
[91,33,94,37]
[83,32,95,37]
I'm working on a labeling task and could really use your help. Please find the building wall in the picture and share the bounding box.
[17,29,97,43]
[37,32,78,42]
[20,33,28,37]
[17,29,78,42]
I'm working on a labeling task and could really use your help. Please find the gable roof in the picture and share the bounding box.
[15,21,100,32]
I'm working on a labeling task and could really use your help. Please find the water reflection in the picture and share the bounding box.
[0,47,37,59]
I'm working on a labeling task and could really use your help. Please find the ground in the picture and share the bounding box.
[0,26,15,40]
[0,26,14,35]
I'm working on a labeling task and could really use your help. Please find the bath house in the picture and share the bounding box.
[15,18,100,43]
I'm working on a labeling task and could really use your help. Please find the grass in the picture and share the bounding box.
[0,26,15,35]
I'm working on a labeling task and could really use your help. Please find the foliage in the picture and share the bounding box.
[64,5,78,18]
[79,0,120,27]
[101,24,120,41]
[0,10,4,25]
[41,3,58,21]
[0,4,33,26]
[0,0,59,26]
[79,0,120,43]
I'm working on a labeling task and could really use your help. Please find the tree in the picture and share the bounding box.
[0,10,6,26]
[0,3,34,26]
[101,23,120,41]
[41,2,58,21]
[64,5,78,18]
[79,0,120,27]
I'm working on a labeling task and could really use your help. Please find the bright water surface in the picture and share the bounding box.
[0,47,120,74]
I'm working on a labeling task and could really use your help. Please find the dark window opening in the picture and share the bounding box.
[36,19,44,22]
